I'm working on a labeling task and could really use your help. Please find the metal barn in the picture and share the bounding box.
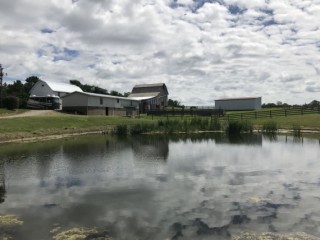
[62,91,140,116]
[215,97,262,111]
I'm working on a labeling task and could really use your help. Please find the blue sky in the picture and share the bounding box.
[0,0,319,105]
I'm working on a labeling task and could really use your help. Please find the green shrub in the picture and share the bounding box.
[3,96,19,110]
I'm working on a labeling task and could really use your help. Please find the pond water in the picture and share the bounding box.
[0,134,320,239]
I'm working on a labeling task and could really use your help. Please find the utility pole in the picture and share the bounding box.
[0,64,7,108]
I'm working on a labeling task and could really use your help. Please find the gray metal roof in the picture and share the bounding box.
[44,80,83,93]
[133,83,165,88]
[62,91,140,101]
[128,92,160,98]
[215,97,261,101]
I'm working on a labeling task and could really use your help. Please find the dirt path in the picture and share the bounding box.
[0,110,64,119]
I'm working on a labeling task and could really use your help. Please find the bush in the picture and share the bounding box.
[3,96,19,110]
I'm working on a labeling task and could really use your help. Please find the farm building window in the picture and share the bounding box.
[100,97,103,105]
[117,99,120,103]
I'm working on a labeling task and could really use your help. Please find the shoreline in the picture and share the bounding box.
[1,128,319,145]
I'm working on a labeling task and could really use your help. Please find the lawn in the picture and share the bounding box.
[0,114,153,141]
[0,109,319,142]
[0,109,28,116]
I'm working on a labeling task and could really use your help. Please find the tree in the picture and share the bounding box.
[3,96,19,110]
[24,76,40,93]
[168,98,181,107]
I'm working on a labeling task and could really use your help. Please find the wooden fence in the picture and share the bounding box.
[147,108,224,117]
[223,107,320,121]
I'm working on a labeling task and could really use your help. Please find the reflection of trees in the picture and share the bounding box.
[0,164,6,204]
[131,135,169,161]
[215,134,263,145]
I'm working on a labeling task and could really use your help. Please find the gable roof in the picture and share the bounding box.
[44,80,83,93]
[215,97,261,101]
[128,92,160,100]
[62,91,140,101]
[131,83,168,95]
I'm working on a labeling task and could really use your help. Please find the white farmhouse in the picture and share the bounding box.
[215,97,262,111]
[61,91,140,116]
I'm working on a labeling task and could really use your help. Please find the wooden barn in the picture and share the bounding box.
[62,91,140,116]
[215,97,262,111]
[128,83,169,113]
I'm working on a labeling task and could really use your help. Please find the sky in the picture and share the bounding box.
[0,0,319,106]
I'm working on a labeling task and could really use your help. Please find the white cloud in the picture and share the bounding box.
[0,0,320,105]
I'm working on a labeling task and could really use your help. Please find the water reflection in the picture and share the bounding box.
[0,163,5,204]
[0,134,319,239]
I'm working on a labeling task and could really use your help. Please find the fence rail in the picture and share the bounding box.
[147,109,224,117]
[223,107,320,121]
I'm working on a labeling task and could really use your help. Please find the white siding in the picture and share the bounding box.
[215,97,261,110]
[62,93,88,107]
[30,81,55,97]
[63,92,139,110]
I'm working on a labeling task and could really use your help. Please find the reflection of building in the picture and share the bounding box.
[129,83,169,113]
[215,97,262,111]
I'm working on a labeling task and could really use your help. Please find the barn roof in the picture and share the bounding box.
[134,83,165,88]
[131,83,168,95]
[128,92,160,100]
[44,80,83,93]
[62,91,140,101]
[215,97,261,101]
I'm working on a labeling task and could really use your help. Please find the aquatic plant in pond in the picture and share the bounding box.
[262,121,278,133]
[114,124,127,136]
[293,124,302,138]
[226,120,253,135]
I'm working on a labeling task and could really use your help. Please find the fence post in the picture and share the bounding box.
[301,108,303,115]
[166,110,168,120]
[285,109,287,117]
[255,112,257,119]
[270,110,272,118]
[241,113,243,120]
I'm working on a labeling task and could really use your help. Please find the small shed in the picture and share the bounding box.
[128,83,169,113]
[215,97,262,111]
[62,91,140,116]
[29,80,83,98]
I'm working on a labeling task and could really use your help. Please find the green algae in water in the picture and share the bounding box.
[232,232,320,240]
[0,215,23,228]
[52,227,97,240]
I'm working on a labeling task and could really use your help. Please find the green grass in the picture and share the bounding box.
[0,115,153,141]
[250,114,320,130]
[0,108,28,115]
[0,112,320,142]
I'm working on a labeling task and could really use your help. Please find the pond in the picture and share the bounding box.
[0,133,320,239]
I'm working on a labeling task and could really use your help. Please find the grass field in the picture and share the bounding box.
[0,109,28,115]
[0,109,319,142]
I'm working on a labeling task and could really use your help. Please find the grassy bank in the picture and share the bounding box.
[0,114,153,142]
[0,110,319,143]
